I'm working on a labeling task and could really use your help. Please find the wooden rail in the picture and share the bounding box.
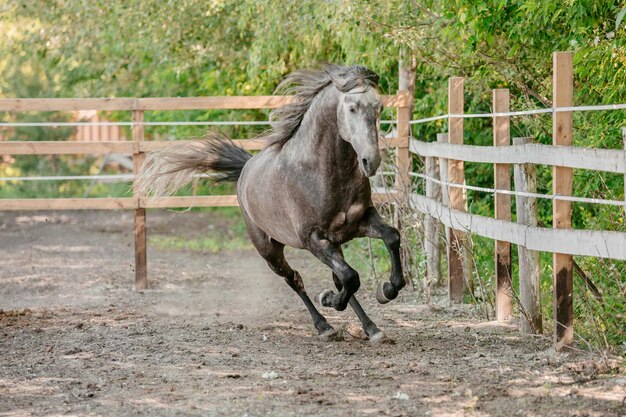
[409,141,625,174]
[410,194,626,261]
[0,95,406,112]
[0,136,405,155]
[0,198,137,210]
[411,51,626,351]
[0,92,410,290]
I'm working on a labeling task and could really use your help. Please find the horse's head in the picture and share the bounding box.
[336,85,383,177]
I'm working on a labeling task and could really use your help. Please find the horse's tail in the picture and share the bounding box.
[135,133,252,196]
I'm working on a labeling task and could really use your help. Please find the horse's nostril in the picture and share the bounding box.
[362,158,369,171]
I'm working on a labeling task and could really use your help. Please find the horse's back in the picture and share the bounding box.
[237,148,305,249]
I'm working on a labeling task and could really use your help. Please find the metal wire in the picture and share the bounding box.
[409,103,626,125]
[0,120,397,127]
[0,171,398,183]
[410,172,625,207]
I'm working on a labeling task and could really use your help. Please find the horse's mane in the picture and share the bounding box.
[264,64,380,149]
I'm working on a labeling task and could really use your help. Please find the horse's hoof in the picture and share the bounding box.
[316,289,334,308]
[369,331,394,345]
[319,327,344,342]
[376,282,398,304]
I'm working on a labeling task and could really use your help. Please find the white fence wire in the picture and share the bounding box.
[409,103,626,125]
[0,120,396,127]
[410,172,625,207]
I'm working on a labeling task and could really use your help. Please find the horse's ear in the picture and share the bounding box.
[327,73,344,90]
[353,65,380,88]
[322,63,346,89]
[324,64,380,92]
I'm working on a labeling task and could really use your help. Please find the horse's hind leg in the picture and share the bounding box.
[307,234,360,312]
[264,245,341,339]
[244,218,339,339]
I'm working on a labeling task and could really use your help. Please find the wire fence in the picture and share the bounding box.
[0,120,397,127]
[410,172,625,207]
[406,101,626,209]
[2,102,624,210]
[409,102,626,125]
[0,118,398,183]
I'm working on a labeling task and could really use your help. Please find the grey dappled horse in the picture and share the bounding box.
[137,65,405,342]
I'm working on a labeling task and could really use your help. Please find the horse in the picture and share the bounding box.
[136,64,406,343]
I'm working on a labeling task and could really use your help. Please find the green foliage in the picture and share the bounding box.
[343,238,390,287]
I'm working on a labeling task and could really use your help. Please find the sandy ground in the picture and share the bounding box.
[0,210,624,417]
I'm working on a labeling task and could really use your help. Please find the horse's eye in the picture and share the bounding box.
[349,107,356,114]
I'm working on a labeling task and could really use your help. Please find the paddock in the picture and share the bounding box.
[1,210,624,416]
[1,50,625,415]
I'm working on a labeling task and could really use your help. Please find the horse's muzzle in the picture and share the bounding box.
[360,155,380,177]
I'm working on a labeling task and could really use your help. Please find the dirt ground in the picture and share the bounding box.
[1,210,624,417]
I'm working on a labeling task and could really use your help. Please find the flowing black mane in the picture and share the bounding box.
[265,64,380,149]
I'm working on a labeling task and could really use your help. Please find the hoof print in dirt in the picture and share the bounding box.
[369,331,394,345]
[345,323,368,340]
[319,328,344,342]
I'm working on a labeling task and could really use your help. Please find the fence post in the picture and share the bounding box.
[396,89,412,286]
[437,134,450,208]
[447,77,466,303]
[395,90,412,196]
[552,51,574,350]
[437,133,449,290]
[622,127,626,220]
[493,89,513,321]
[395,90,413,290]
[424,146,442,302]
[513,137,542,334]
[132,109,148,290]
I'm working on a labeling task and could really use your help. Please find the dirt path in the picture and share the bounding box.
[1,210,624,417]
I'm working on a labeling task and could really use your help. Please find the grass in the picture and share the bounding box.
[343,238,391,281]
[149,234,252,253]
[148,206,252,253]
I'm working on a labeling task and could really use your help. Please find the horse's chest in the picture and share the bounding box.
[327,203,365,242]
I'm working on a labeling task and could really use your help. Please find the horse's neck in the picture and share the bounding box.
[286,89,360,179]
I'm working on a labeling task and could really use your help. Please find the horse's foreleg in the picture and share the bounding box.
[358,207,405,304]
[307,234,359,312]
[331,272,387,343]
[329,246,384,340]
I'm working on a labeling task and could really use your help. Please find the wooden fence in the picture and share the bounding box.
[2,51,624,351]
[411,51,626,350]
[0,92,412,289]
[74,110,126,142]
